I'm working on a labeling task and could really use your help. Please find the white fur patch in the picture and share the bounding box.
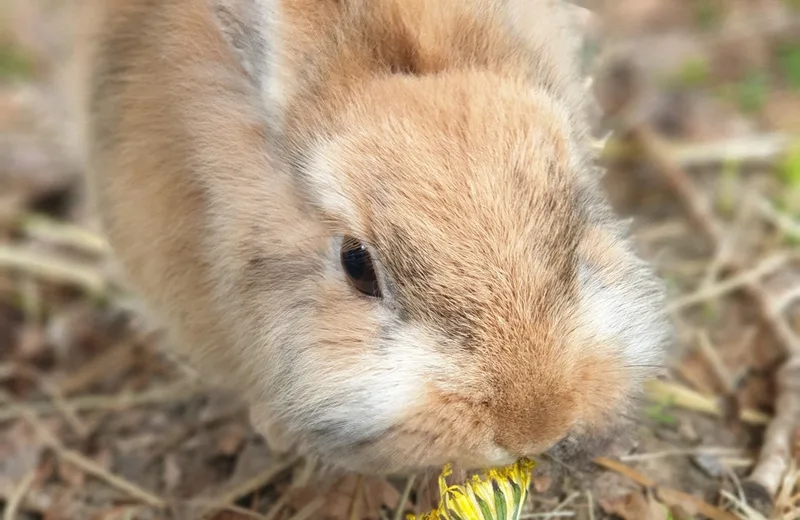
[302,140,359,223]
[254,0,289,128]
[361,325,444,420]
[282,318,449,453]
[576,261,668,370]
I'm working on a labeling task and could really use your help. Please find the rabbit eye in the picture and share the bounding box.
[341,238,382,298]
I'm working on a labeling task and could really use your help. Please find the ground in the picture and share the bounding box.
[1,1,800,519]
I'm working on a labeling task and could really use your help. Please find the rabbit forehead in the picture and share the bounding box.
[302,74,586,339]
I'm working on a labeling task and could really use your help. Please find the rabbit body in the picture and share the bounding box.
[74,0,671,474]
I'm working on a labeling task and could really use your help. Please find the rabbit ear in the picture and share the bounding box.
[211,0,343,123]
[210,0,270,87]
[210,0,593,126]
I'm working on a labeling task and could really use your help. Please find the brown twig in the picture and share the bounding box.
[756,197,800,243]
[15,213,110,256]
[665,252,796,312]
[20,410,167,508]
[534,492,579,520]
[285,496,326,520]
[0,382,201,422]
[630,122,800,514]
[2,470,38,520]
[599,133,793,170]
[393,475,416,520]
[57,343,137,396]
[210,456,299,510]
[742,357,800,514]
[349,476,365,520]
[9,363,89,438]
[645,379,770,426]
[0,244,108,295]
[263,493,290,520]
[586,491,596,520]
[619,447,744,463]
[630,125,724,242]
[669,133,791,170]
[696,331,736,395]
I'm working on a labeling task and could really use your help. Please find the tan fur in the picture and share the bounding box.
[74,0,671,474]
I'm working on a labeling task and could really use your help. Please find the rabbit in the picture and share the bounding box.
[73,0,672,475]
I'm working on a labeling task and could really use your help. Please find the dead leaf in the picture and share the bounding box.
[230,438,273,484]
[362,476,400,513]
[15,324,49,363]
[0,420,44,496]
[657,487,738,520]
[595,458,740,520]
[216,424,246,456]
[676,351,719,396]
[285,474,400,520]
[691,453,726,479]
[532,474,553,493]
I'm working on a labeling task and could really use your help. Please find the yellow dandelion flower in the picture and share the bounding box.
[408,458,535,520]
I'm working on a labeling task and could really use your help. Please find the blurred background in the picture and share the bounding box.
[1,0,799,519]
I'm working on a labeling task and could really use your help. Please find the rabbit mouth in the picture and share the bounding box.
[300,428,522,476]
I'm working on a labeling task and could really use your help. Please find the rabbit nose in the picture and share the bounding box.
[493,419,573,459]
[490,392,576,458]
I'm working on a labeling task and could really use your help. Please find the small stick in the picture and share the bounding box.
[666,253,793,312]
[0,382,201,422]
[696,331,736,395]
[619,447,743,462]
[9,363,89,438]
[742,357,800,513]
[774,460,800,515]
[768,285,800,317]
[21,410,167,508]
[2,470,37,520]
[670,133,791,169]
[393,475,416,520]
[0,244,108,295]
[719,457,755,470]
[539,492,579,520]
[600,133,793,170]
[349,476,365,520]
[16,213,110,256]
[645,379,770,425]
[285,496,326,520]
[213,457,298,507]
[263,493,290,520]
[719,490,768,520]
[57,343,137,396]
[586,491,595,520]
[756,197,800,243]
[521,494,579,519]
[629,125,723,242]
